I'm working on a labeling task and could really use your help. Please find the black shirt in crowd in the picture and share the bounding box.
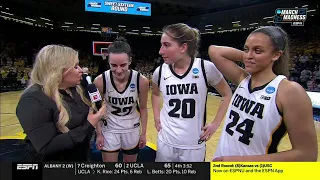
[16,84,94,161]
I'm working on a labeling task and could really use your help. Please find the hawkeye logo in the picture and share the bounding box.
[274,8,307,26]
[17,164,39,170]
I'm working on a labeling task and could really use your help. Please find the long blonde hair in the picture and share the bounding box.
[31,45,91,133]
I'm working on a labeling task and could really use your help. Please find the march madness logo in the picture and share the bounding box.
[274,8,307,26]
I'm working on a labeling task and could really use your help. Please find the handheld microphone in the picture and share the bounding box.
[87,84,102,110]
[86,82,107,126]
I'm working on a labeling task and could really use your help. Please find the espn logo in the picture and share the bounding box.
[17,164,39,170]
[89,92,102,102]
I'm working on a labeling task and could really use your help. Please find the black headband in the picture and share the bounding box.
[254,26,286,51]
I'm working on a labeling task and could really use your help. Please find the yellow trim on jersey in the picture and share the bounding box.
[265,117,285,154]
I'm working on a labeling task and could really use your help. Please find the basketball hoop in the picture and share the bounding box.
[92,41,112,57]
[102,53,108,60]
[101,48,109,60]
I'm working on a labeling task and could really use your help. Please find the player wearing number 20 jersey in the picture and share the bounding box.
[214,75,287,158]
[153,58,223,150]
[154,23,233,162]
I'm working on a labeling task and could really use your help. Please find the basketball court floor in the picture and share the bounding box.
[1,90,319,161]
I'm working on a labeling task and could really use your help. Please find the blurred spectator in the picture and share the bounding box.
[299,54,308,64]
[307,80,316,91]
[315,67,320,85]
[300,67,312,88]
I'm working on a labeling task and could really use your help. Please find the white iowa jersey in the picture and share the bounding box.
[156,58,215,149]
[102,70,140,133]
[215,75,287,157]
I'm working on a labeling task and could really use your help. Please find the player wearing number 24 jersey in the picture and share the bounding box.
[152,23,232,162]
[210,26,317,161]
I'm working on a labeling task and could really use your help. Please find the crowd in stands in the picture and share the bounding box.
[0,42,32,92]
[1,18,319,93]
[289,39,320,92]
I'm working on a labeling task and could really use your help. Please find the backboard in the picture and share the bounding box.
[92,41,112,56]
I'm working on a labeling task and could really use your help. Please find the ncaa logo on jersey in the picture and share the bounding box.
[130,84,135,92]
[266,86,276,94]
[192,68,199,74]
[192,68,199,78]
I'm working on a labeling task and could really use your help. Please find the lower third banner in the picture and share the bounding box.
[7,162,320,180]
[10,162,210,180]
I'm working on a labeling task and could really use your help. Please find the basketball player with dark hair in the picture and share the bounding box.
[209,26,318,161]
[152,23,233,162]
[94,37,149,162]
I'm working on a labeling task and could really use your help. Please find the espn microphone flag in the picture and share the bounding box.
[90,92,101,102]
[86,83,107,125]
[87,84,102,110]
